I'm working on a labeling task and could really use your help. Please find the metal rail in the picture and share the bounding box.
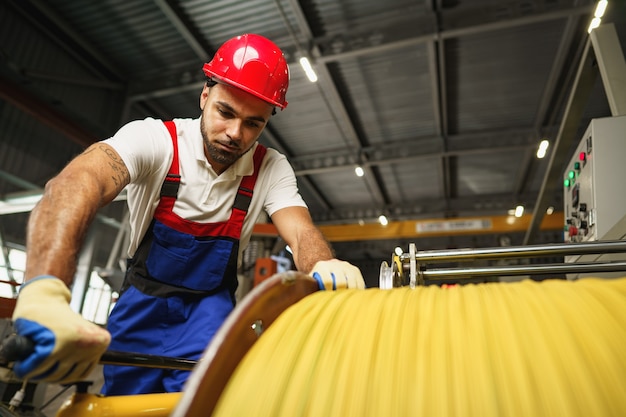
[421,260,626,280]
[100,350,197,371]
[0,335,197,371]
[400,240,626,264]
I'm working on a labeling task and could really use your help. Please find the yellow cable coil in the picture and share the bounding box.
[213,278,626,416]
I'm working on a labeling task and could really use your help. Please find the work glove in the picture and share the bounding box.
[310,259,366,290]
[11,276,111,383]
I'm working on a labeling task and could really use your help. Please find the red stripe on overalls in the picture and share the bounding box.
[154,121,266,239]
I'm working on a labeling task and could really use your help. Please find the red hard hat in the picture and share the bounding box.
[203,34,289,109]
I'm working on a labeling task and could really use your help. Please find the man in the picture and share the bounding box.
[11,34,365,395]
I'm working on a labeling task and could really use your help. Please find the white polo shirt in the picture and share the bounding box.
[103,117,307,263]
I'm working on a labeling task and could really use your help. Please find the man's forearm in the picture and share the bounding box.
[24,177,100,285]
[292,226,335,273]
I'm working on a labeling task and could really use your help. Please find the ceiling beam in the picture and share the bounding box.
[0,76,97,148]
[153,0,212,61]
[10,0,123,80]
[315,4,593,64]
[290,126,536,175]
[294,143,531,177]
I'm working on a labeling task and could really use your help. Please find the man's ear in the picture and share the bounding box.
[199,83,210,110]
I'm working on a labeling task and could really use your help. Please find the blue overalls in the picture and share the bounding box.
[102,121,266,395]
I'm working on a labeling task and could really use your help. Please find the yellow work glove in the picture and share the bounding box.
[11,276,111,383]
[310,259,366,290]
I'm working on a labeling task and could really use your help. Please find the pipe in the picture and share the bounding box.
[401,239,626,264]
[421,260,626,279]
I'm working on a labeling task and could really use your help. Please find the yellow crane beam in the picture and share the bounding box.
[253,213,564,243]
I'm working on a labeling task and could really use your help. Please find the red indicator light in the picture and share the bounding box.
[579,152,586,162]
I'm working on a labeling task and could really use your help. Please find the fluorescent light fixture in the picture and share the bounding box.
[0,190,43,214]
[0,187,129,215]
[355,166,364,177]
[536,139,549,159]
[4,190,43,205]
[588,0,607,33]
[514,205,524,218]
[588,17,601,33]
[378,215,388,226]
[0,200,39,215]
[299,56,318,82]
[595,0,608,18]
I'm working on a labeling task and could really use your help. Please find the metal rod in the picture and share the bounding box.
[101,351,197,371]
[422,261,626,279]
[401,240,626,264]
[0,335,198,371]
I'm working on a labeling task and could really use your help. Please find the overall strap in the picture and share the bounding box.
[158,120,181,211]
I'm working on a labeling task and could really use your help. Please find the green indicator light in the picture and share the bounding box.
[574,162,580,170]
[564,179,570,188]
[568,171,575,179]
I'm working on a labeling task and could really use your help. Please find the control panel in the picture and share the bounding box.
[563,115,626,277]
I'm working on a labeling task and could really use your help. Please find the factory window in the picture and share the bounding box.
[0,247,115,325]
[81,271,116,326]
[0,248,25,298]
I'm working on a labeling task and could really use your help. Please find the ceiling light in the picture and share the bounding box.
[536,139,549,159]
[3,190,43,205]
[0,190,43,214]
[514,205,524,218]
[588,0,607,33]
[588,17,601,33]
[299,56,318,82]
[355,166,364,177]
[546,206,554,215]
[594,0,608,18]
[378,215,388,226]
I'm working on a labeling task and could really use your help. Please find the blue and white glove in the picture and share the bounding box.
[11,276,111,383]
[310,259,366,290]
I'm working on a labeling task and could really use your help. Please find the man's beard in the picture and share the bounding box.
[201,116,245,167]
[205,138,242,166]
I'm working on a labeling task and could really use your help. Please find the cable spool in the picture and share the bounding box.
[201,277,626,417]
